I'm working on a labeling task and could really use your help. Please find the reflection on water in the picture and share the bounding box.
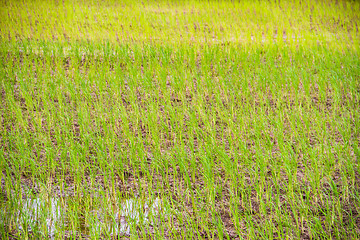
[17,197,61,238]
[90,198,163,236]
[7,196,166,238]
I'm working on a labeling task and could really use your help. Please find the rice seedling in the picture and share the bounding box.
[1,0,359,239]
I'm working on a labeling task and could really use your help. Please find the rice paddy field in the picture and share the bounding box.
[1,0,360,239]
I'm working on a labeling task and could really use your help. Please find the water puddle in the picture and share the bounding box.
[3,196,168,238]
[16,197,62,238]
[89,198,164,236]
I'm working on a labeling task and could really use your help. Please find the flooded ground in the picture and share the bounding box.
[1,195,169,239]
[17,197,62,238]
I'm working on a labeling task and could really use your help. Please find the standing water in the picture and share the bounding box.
[1,196,169,238]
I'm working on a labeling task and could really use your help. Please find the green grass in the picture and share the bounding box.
[1,0,360,239]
